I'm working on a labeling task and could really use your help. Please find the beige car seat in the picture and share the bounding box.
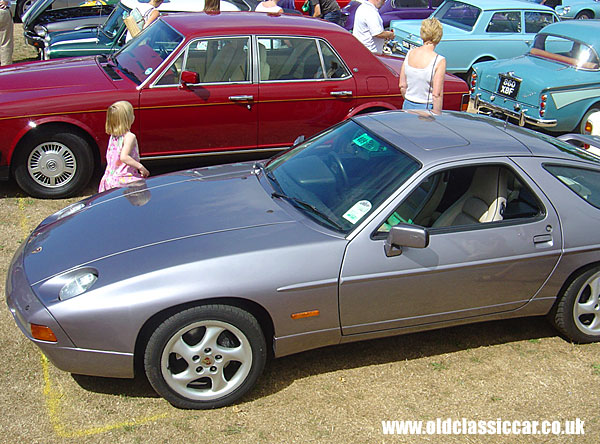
[204,40,247,82]
[432,166,508,228]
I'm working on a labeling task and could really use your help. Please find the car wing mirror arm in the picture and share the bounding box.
[384,223,429,257]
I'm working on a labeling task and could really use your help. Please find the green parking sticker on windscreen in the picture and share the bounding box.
[352,133,385,152]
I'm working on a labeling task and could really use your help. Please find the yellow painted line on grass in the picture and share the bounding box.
[41,354,169,438]
[17,198,29,239]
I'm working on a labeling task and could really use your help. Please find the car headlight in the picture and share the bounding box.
[557,6,570,15]
[59,270,98,301]
[34,25,48,38]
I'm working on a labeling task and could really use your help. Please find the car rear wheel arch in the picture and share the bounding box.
[578,104,600,134]
[133,297,275,376]
[12,122,100,198]
[348,105,394,118]
[548,261,600,342]
[465,57,495,82]
[575,10,594,19]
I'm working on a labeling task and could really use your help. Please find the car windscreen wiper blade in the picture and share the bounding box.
[271,192,343,231]
[117,64,141,84]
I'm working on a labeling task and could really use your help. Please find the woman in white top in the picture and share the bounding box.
[255,0,283,13]
[399,18,446,114]
[142,0,164,29]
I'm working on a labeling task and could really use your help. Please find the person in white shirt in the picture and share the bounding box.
[352,0,394,55]
[0,0,12,66]
[255,0,283,13]
[399,18,446,114]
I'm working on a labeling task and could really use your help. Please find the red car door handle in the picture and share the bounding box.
[330,91,353,97]
[229,95,254,101]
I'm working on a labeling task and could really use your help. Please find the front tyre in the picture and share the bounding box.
[144,305,267,409]
[551,268,600,343]
[14,131,94,198]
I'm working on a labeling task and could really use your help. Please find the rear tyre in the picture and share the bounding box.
[575,11,593,20]
[578,107,600,134]
[144,305,267,409]
[551,267,600,343]
[13,130,94,198]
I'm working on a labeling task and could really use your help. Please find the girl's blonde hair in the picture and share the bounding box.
[420,18,443,45]
[105,101,134,136]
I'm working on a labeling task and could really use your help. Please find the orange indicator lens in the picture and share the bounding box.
[31,324,58,342]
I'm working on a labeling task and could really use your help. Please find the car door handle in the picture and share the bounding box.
[330,91,353,97]
[229,95,254,101]
[533,234,552,244]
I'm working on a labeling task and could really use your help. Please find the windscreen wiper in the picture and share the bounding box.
[271,192,343,231]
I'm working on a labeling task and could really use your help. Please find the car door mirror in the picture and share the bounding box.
[180,71,199,88]
[384,223,429,257]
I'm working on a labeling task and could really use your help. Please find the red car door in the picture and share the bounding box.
[138,36,259,158]
[256,36,357,149]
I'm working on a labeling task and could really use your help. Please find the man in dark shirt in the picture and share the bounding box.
[311,0,342,26]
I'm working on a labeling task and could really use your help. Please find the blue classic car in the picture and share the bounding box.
[556,0,600,19]
[390,0,559,77]
[470,20,600,134]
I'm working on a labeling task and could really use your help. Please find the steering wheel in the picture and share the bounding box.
[327,152,349,188]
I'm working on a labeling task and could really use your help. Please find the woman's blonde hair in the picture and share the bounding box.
[105,101,134,136]
[420,18,443,45]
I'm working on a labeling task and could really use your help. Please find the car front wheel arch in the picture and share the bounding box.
[134,298,275,375]
[12,123,98,198]
[143,304,268,409]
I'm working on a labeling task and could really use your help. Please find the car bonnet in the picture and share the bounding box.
[22,0,54,26]
[21,163,297,285]
[0,57,116,104]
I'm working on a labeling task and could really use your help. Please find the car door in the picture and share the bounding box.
[137,36,258,157]
[339,158,562,335]
[256,36,357,150]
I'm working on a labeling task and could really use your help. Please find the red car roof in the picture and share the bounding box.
[161,11,348,38]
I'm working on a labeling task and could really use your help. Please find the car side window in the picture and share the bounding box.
[545,165,600,209]
[524,12,556,34]
[156,37,250,86]
[259,37,326,81]
[318,41,351,79]
[377,164,544,234]
[486,12,521,33]
[391,0,429,8]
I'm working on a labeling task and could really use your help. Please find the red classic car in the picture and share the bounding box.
[0,12,468,198]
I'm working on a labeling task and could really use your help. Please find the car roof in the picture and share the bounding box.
[451,0,554,11]
[539,19,600,45]
[353,111,587,166]
[161,11,345,37]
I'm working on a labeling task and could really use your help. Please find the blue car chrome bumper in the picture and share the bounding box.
[471,94,558,128]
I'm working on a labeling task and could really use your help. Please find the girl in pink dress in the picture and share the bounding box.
[98,101,149,192]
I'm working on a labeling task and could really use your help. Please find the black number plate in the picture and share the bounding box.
[497,75,521,99]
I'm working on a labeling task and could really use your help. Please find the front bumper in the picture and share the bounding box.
[5,244,134,378]
[471,94,557,128]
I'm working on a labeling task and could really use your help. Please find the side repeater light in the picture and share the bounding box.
[31,324,57,342]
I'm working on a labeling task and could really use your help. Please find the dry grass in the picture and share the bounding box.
[2,25,600,444]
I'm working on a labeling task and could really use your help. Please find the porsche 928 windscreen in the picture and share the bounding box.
[265,121,420,234]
